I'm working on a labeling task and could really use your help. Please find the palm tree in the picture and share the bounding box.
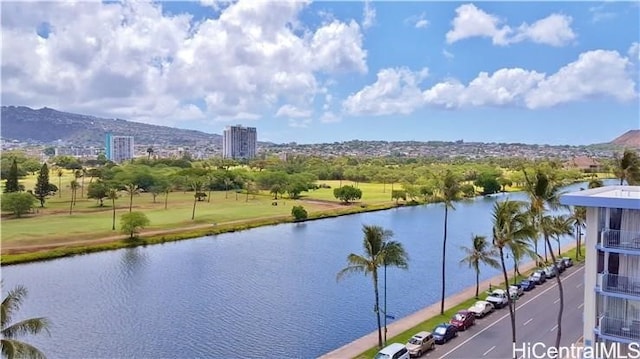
[552,215,573,257]
[491,200,535,345]
[223,178,233,199]
[146,147,154,160]
[107,188,119,230]
[568,206,586,259]
[191,180,203,220]
[1,285,50,359]
[613,149,640,185]
[438,170,460,314]
[459,234,499,299]
[123,184,140,212]
[69,180,80,215]
[336,225,409,349]
[56,169,63,198]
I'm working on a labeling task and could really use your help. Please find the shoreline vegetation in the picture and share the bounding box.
[2,161,614,265]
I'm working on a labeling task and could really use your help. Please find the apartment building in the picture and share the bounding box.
[222,125,257,159]
[105,133,135,163]
[560,186,640,355]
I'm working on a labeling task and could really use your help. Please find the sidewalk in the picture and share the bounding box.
[319,243,578,359]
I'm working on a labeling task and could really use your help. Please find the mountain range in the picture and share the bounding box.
[1,105,638,148]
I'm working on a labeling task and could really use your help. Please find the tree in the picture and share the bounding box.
[291,205,308,221]
[552,215,573,257]
[4,159,20,193]
[491,200,535,346]
[120,211,150,240]
[459,235,499,299]
[336,225,408,349]
[588,178,603,189]
[56,169,63,197]
[391,190,406,204]
[1,193,36,218]
[474,174,501,195]
[1,284,50,359]
[87,181,109,207]
[33,163,52,207]
[123,184,141,213]
[69,180,80,215]
[569,206,586,259]
[438,170,460,314]
[108,188,119,230]
[146,147,154,159]
[614,149,640,185]
[191,180,203,220]
[333,185,362,204]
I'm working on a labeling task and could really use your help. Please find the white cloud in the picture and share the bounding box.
[342,67,429,116]
[319,111,341,123]
[343,50,637,115]
[288,118,312,128]
[589,4,616,23]
[525,50,636,109]
[629,42,640,61]
[446,4,576,47]
[512,14,576,47]
[404,12,429,29]
[1,0,367,126]
[362,0,376,30]
[442,49,454,60]
[446,4,512,45]
[276,104,312,118]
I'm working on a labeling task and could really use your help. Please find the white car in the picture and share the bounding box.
[509,285,523,298]
[467,300,495,318]
[486,289,509,309]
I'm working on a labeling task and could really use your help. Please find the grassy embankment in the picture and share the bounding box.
[353,245,585,359]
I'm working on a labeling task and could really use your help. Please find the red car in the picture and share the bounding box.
[450,310,476,331]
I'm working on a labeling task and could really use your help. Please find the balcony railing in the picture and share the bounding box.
[600,230,640,251]
[598,316,640,340]
[599,273,640,297]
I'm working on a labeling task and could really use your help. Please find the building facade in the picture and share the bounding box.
[105,133,135,163]
[222,125,257,159]
[560,186,640,356]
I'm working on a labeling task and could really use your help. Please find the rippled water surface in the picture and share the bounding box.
[2,182,598,358]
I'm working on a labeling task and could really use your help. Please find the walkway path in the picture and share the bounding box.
[319,242,578,359]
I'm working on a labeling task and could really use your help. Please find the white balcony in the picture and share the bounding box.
[600,230,640,251]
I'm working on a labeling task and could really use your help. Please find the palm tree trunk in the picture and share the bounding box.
[111,199,116,230]
[69,190,74,215]
[499,247,516,347]
[208,190,212,203]
[545,235,563,350]
[475,265,480,299]
[164,192,169,210]
[58,177,62,197]
[129,192,133,212]
[440,206,448,315]
[192,197,197,220]
[373,270,383,348]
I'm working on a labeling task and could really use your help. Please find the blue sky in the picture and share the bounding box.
[2,1,639,145]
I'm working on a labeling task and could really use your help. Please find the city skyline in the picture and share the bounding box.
[1,1,638,146]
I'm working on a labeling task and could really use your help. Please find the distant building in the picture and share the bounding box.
[105,133,134,163]
[564,156,602,172]
[222,125,257,159]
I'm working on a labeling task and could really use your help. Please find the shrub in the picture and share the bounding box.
[291,205,308,221]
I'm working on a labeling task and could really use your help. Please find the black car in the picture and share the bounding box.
[530,270,547,285]
[555,259,566,273]
[519,279,536,291]
[562,257,574,268]
[433,323,458,344]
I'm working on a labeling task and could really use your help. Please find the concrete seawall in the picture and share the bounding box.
[319,243,578,359]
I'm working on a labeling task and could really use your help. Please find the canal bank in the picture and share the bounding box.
[320,242,580,359]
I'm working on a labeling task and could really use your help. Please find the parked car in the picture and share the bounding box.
[486,289,509,309]
[530,270,547,284]
[432,323,458,344]
[555,259,566,273]
[375,343,410,359]
[467,300,495,318]
[562,257,574,268]
[406,331,435,357]
[509,285,523,298]
[450,310,475,331]
[519,279,536,291]
[543,266,557,278]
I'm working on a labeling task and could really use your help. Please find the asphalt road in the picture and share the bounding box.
[420,264,585,359]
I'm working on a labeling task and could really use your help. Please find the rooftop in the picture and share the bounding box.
[560,185,640,210]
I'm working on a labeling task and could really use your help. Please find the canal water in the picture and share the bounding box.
[1,181,603,358]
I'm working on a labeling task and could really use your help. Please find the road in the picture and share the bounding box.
[422,264,585,359]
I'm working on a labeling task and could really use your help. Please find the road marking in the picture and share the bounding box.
[483,345,496,356]
[578,303,584,309]
[551,324,558,332]
[576,283,583,288]
[554,298,560,304]
[523,318,533,326]
[517,355,524,359]
[436,265,585,359]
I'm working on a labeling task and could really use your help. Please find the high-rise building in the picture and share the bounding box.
[222,125,257,159]
[105,133,135,163]
[560,186,640,355]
